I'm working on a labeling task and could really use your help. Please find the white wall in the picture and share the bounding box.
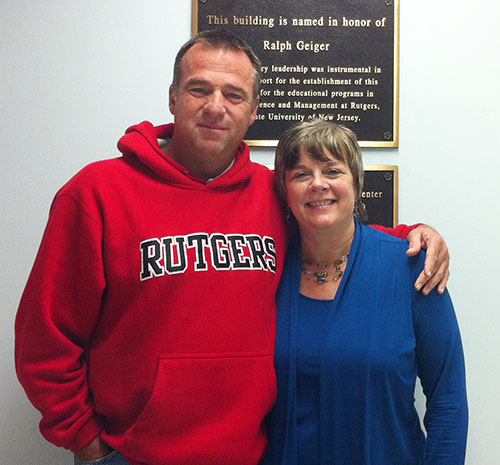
[1,1,499,463]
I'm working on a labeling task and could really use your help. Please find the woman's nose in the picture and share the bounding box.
[310,173,328,190]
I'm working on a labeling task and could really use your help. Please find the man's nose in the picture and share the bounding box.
[203,91,226,119]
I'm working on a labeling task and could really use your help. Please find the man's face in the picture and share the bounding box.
[168,43,259,180]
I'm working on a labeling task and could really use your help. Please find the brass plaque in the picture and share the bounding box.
[194,0,399,147]
[362,165,398,228]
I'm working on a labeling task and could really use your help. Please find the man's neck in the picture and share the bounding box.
[159,140,235,182]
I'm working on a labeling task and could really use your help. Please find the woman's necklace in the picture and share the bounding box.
[301,253,349,284]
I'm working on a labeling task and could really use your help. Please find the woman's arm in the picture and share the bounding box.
[412,279,468,464]
[372,223,450,294]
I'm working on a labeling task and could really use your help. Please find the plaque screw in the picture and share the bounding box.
[384,173,393,182]
[200,0,207,3]
[384,131,392,140]
[385,0,393,6]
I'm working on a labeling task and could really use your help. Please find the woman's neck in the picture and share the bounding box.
[299,219,355,265]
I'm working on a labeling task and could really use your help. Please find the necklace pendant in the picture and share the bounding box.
[332,270,343,281]
[334,255,347,266]
[316,272,328,284]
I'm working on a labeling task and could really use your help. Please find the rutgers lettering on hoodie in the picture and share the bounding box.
[15,122,289,465]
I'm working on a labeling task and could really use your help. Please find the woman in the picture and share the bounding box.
[263,120,467,465]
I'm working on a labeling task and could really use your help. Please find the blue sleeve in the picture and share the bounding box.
[412,265,468,464]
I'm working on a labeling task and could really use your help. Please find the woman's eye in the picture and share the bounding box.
[326,169,341,176]
[292,172,308,180]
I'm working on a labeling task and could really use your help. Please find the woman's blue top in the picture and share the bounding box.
[296,294,332,465]
[263,220,468,465]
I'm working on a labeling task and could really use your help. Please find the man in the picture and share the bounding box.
[15,30,449,465]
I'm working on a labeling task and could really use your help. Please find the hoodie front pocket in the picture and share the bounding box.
[120,352,276,465]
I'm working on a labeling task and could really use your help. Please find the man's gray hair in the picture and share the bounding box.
[172,29,262,101]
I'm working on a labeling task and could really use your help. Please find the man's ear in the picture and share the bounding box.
[169,85,177,115]
[249,95,260,126]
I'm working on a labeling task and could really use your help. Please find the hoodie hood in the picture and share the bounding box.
[117,121,254,190]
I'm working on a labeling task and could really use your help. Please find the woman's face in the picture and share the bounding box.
[285,148,357,234]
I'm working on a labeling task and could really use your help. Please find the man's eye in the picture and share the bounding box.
[226,93,244,102]
[190,88,208,95]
